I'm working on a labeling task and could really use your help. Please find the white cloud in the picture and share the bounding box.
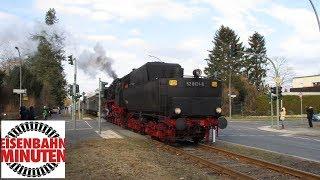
[200,0,274,42]
[85,35,118,42]
[34,0,203,21]
[129,28,141,36]
[264,4,320,59]
[122,38,150,49]
[0,11,18,20]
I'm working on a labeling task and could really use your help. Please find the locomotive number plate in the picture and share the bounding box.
[186,81,205,87]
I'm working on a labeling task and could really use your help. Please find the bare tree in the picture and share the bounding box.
[266,56,295,90]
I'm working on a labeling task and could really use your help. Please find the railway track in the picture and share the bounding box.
[155,141,320,179]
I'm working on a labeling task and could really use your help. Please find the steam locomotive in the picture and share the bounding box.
[87,62,227,143]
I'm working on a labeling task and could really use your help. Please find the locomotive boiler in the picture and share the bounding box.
[104,62,227,143]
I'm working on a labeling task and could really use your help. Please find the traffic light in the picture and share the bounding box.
[100,81,108,90]
[76,84,79,93]
[271,87,276,95]
[68,55,74,65]
[68,84,79,96]
[279,86,283,99]
[100,81,108,98]
[68,84,73,96]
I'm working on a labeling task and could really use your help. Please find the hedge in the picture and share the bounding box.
[254,95,320,115]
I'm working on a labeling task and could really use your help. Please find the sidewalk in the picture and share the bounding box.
[258,121,320,137]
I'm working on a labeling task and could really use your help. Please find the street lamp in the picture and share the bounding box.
[14,46,22,108]
[300,83,304,123]
[241,52,281,128]
[308,0,320,32]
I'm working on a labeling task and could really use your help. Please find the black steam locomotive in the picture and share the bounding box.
[89,62,227,142]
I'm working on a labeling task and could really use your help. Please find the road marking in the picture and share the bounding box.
[219,134,277,137]
[85,120,93,128]
[67,128,93,131]
[95,130,123,139]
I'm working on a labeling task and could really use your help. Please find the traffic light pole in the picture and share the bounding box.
[73,57,77,130]
[270,92,274,127]
[276,85,280,128]
[229,71,232,120]
[98,78,101,134]
[78,100,81,119]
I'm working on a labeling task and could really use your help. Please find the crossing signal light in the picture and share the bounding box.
[76,84,79,93]
[100,81,108,98]
[68,84,73,96]
[68,55,74,65]
[68,84,79,96]
[279,86,283,99]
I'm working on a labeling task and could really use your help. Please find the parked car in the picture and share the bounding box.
[312,113,320,121]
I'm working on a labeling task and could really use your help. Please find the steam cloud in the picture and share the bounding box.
[78,43,117,79]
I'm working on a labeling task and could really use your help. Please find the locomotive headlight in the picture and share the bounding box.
[175,107,182,114]
[216,107,222,114]
[211,81,218,87]
[193,69,202,78]
[169,79,178,86]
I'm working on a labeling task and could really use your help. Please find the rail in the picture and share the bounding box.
[199,144,320,180]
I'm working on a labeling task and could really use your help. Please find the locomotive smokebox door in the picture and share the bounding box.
[218,116,228,129]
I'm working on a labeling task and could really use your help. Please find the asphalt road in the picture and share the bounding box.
[54,113,320,162]
[218,120,320,162]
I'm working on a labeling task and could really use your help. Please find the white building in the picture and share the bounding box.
[284,74,320,96]
[292,74,320,88]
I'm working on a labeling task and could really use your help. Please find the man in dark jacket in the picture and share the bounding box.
[306,106,314,128]
[29,106,35,120]
[20,106,28,120]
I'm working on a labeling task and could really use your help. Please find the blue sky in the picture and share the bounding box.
[0,0,319,93]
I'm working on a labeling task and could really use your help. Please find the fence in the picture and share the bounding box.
[229,95,320,117]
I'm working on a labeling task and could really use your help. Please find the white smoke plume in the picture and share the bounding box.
[78,43,117,79]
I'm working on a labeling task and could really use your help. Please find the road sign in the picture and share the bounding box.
[13,89,27,94]
[23,95,28,101]
[274,77,282,85]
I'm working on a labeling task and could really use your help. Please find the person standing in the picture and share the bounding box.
[29,106,35,120]
[43,106,49,120]
[306,106,314,128]
[20,106,28,120]
[280,107,286,129]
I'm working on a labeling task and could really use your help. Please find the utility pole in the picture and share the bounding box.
[82,92,86,119]
[78,100,81,119]
[276,84,280,128]
[300,92,303,123]
[275,75,281,128]
[98,78,101,134]
[229,71,232,120]
[15,47,22,108]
